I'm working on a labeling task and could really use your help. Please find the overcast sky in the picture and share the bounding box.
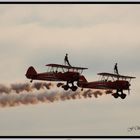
[0,4,140,136]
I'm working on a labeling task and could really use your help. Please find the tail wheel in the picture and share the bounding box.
[71,86,78,91]
[120,93,126,99]
[62,85,69,91]
[112,93,119,98]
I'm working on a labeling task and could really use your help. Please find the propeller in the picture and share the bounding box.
[128,82,131,95]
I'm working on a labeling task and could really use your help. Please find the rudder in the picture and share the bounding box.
[25,66,37,79]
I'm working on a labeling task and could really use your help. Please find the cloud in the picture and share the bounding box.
[0,4,140,83]
[1,5,140,27]
[1,4,140,51]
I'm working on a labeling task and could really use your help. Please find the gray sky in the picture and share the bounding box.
[0,4,140,136]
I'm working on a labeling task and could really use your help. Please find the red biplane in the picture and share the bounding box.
[77,72,136,99]
[25,64,87,91]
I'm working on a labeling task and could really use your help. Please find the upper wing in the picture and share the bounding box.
[97,72,136,79]
[46,64,88,70]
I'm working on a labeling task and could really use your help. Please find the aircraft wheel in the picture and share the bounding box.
[120,93,126,99]
[71,86,78,91]
[112,93,119,98]
[62,85,69,91]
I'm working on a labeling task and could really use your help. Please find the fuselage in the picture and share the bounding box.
[26,66,80,82]
[78,80,130,90]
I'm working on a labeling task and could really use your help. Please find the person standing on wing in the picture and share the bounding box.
[114,63,119,75]
[64,53,71,66]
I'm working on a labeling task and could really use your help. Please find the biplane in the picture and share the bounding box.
[25,64,87,91]
[77,72,136,99]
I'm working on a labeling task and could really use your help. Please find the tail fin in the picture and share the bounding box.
[77,75,88,87]
[25,66,37,79]
[79,75,88,83]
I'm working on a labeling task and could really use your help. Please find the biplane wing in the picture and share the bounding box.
[46,64,88,70]
[97,72,136,79]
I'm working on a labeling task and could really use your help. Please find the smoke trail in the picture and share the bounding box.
[0,88,104,108]
[32,82,53,90]
[105,90,113,94]
[11,83,31,93]
[0,84,11,94]
[83,89,103,98]
[0,82,105,108]
[0,82,53,94]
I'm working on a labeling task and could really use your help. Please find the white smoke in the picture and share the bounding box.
[0,82,106,107]
[0,82,53,94]
[0,83,104,108]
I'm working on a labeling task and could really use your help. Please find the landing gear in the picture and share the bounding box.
[30,79,33,83]
[112,93,119,98]
[62,85,69,90]
[62,81,78,91]
[120,93,126,99]
[70,86,78,91]
[112,89,127,99]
